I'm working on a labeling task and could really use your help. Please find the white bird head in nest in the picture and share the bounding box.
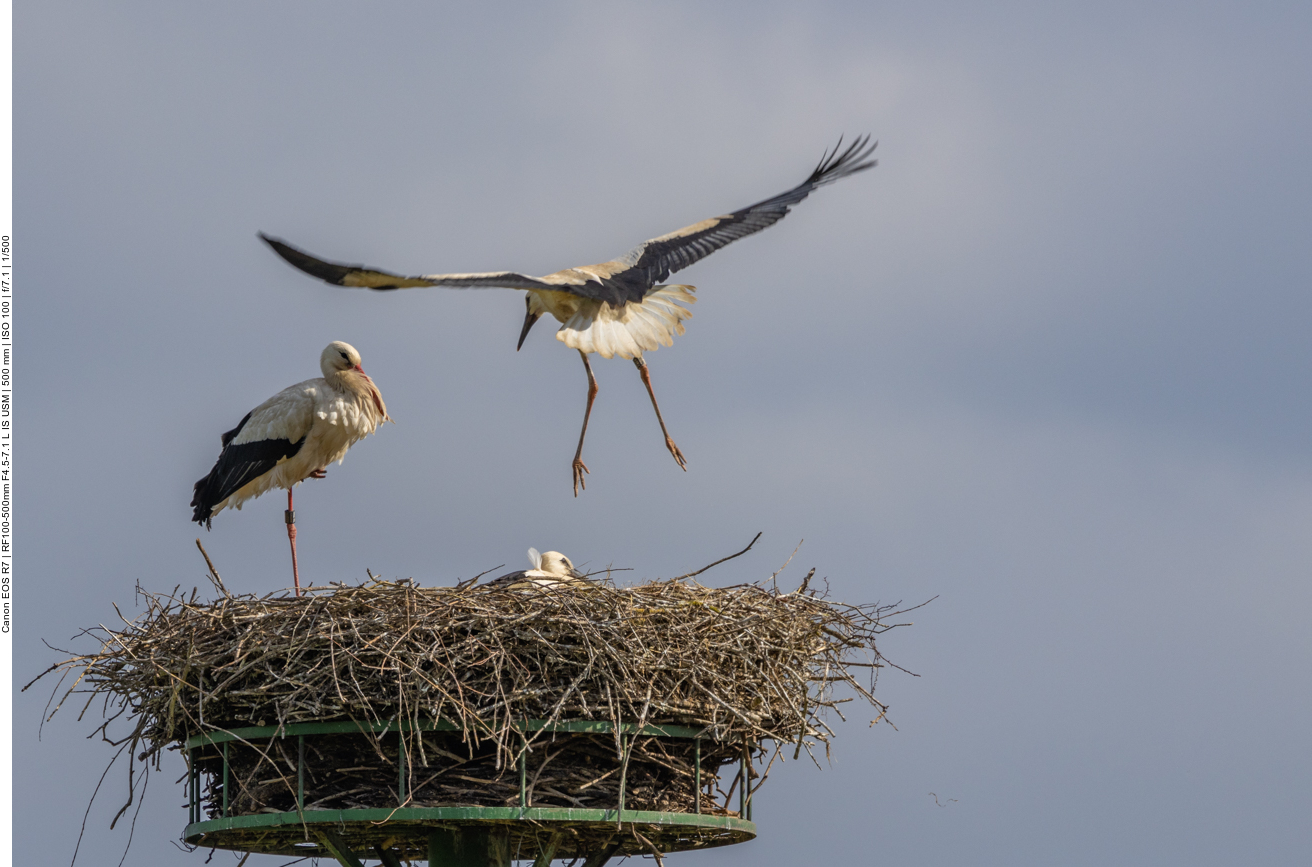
[528,547,584,579]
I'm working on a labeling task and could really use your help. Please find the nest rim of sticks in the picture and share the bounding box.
[29,539,923,859]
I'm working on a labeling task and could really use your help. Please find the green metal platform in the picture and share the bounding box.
[182,719,758,865]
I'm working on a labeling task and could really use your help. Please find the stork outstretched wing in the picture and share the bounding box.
[607,135,877,290]
[261,136,876,308]
[259,234,556,292]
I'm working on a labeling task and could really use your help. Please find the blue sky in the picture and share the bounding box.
[16,2,1312,865]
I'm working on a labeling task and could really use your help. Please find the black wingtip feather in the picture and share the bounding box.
[810,135,878,186]
[190,473,216,528]
[190,434,305,528]
[258,233,357,286]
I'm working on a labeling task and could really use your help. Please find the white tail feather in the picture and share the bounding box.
[556,285,696,359]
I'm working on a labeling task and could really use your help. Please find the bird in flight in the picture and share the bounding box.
[261,136,875,495]
[191,341,390,593]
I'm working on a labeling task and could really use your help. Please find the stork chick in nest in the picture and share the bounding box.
[485,548,585,590]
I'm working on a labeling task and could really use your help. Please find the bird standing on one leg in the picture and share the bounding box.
[191,341,391,594]
[260,136,876,495]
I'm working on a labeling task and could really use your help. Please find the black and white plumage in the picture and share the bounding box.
[484,548,585,590]
[191,341,390,528]
[261,137,876,495]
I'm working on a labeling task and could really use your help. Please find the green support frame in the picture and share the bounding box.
[183,718,759,866]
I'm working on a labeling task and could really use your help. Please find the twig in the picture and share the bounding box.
[457,566,506,589]
[673,533,762,581]
[194,540,228,597]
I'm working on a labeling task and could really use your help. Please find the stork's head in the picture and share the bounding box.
[321,341,390,422]
[321,341,364,376]
[529,547,584,579]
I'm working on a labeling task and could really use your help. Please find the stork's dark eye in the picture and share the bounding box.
[340,351,349,359]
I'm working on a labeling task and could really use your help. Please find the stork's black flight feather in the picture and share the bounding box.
[191,411,305,528]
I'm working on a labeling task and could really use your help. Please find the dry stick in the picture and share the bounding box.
[581,566,633,579]
[767,540,804,588]
[531,831,566,867]
[194,539,229,598]
[581,836,621,867]
[631,827,666,867]
[457,565,506,589]
[672,532,762,581]
[69,737,131,867]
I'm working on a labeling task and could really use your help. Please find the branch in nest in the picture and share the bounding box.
[673,532,762,581]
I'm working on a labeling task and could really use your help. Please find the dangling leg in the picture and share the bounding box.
[285,488,301,596]
[633,356,687,470]
[572,350,598,497]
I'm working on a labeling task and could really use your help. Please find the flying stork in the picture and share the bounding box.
[191,341,391,594]
[260,136,876,495]
[484,548,586,590]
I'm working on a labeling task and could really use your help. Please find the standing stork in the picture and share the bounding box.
[260,136,875,495]
[191,341,390,594]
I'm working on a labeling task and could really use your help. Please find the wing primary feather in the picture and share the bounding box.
[606,136,877,295]
[259,233,440,290]
[191,435,306,527]
[260,234,362,286]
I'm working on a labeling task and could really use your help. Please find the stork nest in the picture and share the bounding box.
[30,565,915,833]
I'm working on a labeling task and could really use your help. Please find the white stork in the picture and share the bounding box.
[190,341,390,594]
[484,548,586,589]
[260,137,875,495]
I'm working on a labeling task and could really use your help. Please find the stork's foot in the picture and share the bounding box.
[665,437,687,471]
[309,468,328,479]
[572,458,590,497]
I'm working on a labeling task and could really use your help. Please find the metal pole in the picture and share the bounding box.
[743,737,753,821]
[694,739,701,814]
[738,739,746,818]
[319,829,367,867]
[519,736,528,809]
[531,831,564,867]
[187,747,196,824]
[398,732,407,805]
[297,735,305,813]
[222,741,229,818]
[429,827,510,867]
[618,733,628,818]
[373,844,406,867]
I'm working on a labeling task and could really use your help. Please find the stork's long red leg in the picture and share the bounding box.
[286,488,301,596]
[634,356,687,471]
[572,350,598,496]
